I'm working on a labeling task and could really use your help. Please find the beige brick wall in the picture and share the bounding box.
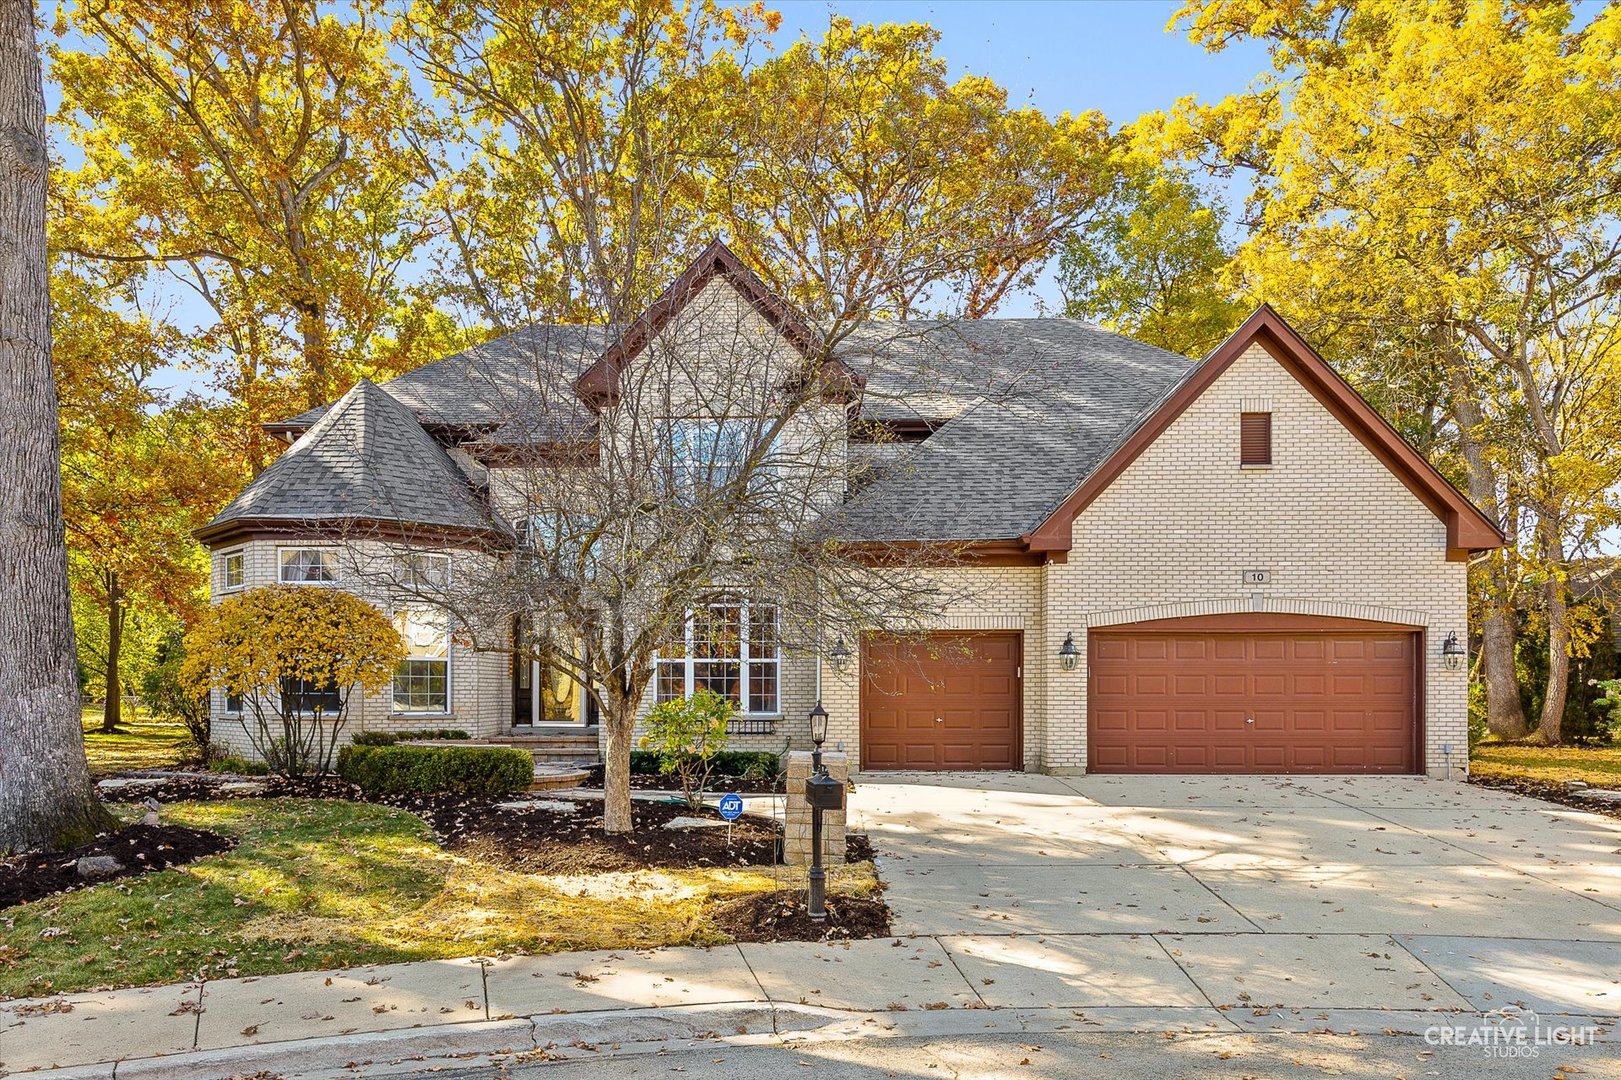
[205,539,511,763]
[1041,343,1468,777]
[818,565,1046,771]
[824,342,1468,780]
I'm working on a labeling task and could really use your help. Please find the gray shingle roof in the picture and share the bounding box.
[276,323,611,436]
[205,378,500,536]
[261,316,1197,545]
[832,320,1198,542]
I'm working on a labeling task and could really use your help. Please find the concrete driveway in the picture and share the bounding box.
[849,772,1621,1025]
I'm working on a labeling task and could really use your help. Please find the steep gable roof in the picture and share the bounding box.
[1018,305,1505,560]
[573,239,861,404]
[197,378,503,546]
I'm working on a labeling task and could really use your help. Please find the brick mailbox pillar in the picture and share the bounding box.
[785,750,848,866]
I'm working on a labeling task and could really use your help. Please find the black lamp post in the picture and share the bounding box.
[804,698,843,921]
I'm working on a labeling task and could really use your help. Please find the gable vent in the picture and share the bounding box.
[1240,412,1272,466]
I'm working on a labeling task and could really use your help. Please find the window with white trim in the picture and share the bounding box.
[655,601,779,715]
[279,548,339,584]
[222,550,245,591]
[223,690,242,715]
[396,552,451,590]
[393,607,450,713]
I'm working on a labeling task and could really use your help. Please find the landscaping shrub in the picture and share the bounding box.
[337,744,533,797]
[640,690,733,809]
[208,750,270,777]
[629,749,781,781]
[350,729,471,747]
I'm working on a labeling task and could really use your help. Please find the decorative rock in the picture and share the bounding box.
[219,782,269,796]
[1580,789,1621,803]
[141,811,160,826]
[142,797,162,811]
[662,816,727,830]
[495,798,580,813]
[1565,780,1591,791]
[96,778,162,791]
[76,855,124,879]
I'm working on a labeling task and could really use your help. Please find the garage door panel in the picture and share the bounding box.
[1089,625,1416,775]
[1170,639,1204,661]
[862,633,1022,771]
[1253,674,1287,696]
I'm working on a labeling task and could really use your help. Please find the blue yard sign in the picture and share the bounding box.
[717,793,744,821]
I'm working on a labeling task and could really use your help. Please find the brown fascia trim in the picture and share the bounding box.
[843,538,1067,567]
[467,441,600,468]
[1019,305,1506,563]
[193,516,512,553]
[572,239,864,407]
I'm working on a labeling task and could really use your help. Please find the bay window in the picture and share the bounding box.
[655,600,779,715]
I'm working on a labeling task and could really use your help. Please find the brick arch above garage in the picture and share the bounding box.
[1079,597,1434,631]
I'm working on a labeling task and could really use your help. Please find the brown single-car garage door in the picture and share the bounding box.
[861,632,1022,770]
[1088,615,1419,774]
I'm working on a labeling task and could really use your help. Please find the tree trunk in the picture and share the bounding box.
[0,0,115,853]
[1535,514,1570,744]
[1438,334,1528,739]
[102,568,123,733]
[600,691,635,835]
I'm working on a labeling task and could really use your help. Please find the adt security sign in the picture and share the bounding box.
[717,793,744,821]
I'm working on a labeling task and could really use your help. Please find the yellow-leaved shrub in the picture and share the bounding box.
[182,585,405,775]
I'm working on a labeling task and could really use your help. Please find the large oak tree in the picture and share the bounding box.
[0,0,112,853]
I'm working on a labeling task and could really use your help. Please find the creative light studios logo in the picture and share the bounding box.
[1425,1007,1602,1058]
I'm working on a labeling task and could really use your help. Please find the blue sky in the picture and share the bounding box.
[770,1,1267,132]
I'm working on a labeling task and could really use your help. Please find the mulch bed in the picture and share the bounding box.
[420,796,784,874]
[576,768,782,795]
[1470,774,1621,822]
[710,890,891,943]
[1,824,235,910]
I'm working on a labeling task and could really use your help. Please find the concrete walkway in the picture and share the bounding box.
[4,775,1620,1076]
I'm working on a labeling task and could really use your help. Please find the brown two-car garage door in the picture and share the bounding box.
[861,632,1022,770]
[1088,615,1420,774]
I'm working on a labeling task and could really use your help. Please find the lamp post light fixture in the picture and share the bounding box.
[1440,631,1465,671]
[1058,632,1079,672]
[827,636,853,675]
[803,698,843,922]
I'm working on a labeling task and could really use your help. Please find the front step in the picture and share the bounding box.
[531,764,593,791]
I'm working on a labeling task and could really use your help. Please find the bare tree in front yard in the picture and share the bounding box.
[0,0,115,853]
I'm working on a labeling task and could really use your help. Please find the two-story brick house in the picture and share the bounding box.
[197,241,1502,778]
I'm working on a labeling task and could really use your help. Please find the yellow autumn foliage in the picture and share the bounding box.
[181,584,403,704]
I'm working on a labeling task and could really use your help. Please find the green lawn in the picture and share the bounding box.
[80,707,195,775]
[0,799,878,999]
[1471,742,1621,787]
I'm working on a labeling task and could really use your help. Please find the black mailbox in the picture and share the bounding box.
[804,774,845,811]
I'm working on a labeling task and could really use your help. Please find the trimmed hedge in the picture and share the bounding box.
[629,749,780,779]
[337,743,533,797]
[350,728,471,747]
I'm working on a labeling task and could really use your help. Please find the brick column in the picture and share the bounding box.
[784,750,848,866]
